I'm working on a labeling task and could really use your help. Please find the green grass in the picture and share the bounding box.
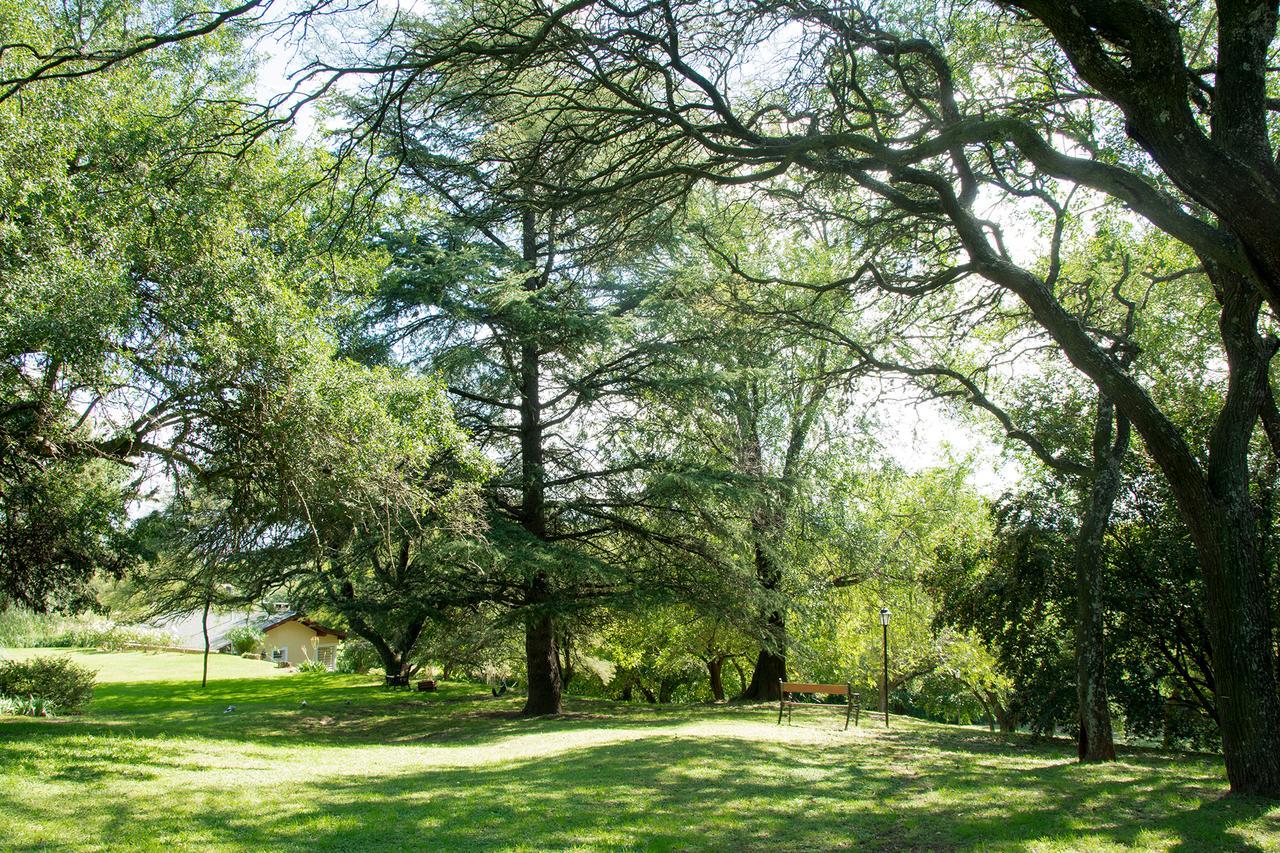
[0,646,287,683]
[0,650,1276,851]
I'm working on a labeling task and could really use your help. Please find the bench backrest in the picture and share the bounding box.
[780,681,850,696]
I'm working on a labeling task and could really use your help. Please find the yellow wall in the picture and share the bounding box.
[263,621,340,667]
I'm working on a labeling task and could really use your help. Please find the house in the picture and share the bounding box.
[260,610,347,670]
[150,603,348,671]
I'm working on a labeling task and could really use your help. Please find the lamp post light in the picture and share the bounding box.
[879,607,891,726]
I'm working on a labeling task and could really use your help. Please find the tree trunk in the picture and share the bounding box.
[523,612,561,715]
[1185,272,1280,795]
[742,637,786,701]
[200,597,211,689]
[1191,495,1280,794]
[708,657,725,702]
[1075,394,1125,763]
[997,707,1019,734]
[380,649,409,686]
[516,208,562,717]
[559,631,574,692]
[732,658,747,695]
[741,539,787,701]
[976,242,1280,794]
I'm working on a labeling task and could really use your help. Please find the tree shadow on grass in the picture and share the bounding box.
[54,679,772,748]
[7,730,1271,852]
[253,738,1278,851]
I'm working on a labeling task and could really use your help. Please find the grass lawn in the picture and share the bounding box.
[0,649,1277,851]
[0,646,287,683]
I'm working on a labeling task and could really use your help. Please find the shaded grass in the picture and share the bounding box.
[0,650,1277,850]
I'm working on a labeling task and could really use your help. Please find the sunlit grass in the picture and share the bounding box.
[0,646,286,683]
[0,649,1276,850]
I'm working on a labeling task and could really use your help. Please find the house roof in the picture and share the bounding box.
[260,611,348,640]
[150,608,258,651]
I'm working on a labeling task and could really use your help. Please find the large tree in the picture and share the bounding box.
[336,0,1280,794]
[0,0,376,611]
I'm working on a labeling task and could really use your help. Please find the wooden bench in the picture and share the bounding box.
[777,680,860,730]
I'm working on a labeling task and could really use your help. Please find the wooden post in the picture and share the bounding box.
[844,682,853,731]
[777,679,785,725]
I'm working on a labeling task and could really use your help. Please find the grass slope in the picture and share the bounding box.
[1,647,286,682]
[0,649,1276,851]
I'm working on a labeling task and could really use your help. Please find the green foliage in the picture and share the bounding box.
[226,627,264,657]
[0,655,96,711]
[298,660,330,675]
[411,608,523,681]
[0,0,389,612]
[336,639,379,675]
[0,608,172,650]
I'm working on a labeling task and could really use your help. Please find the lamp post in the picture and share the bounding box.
[879,607,891,726]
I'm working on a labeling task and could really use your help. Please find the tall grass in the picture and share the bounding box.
[0,607,174,652]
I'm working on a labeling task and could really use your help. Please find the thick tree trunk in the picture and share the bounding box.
[516,209,562,717]
[742,635,786,701]
[379,649,410,685]
[708,657,725,702]
[1189,491,1280,792]
[974,242,1280,794]
[1075,395,1126,763]
[735,387,804,704]
[1187,273,1280,795]
[523,611,561,715]
[741,537,787,701]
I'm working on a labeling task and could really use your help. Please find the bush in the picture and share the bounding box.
[226,626,264,656]
[298,660,329,674]
[337,638,378,674]
[0,656,97,712]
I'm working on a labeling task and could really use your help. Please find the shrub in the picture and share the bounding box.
[92,625,175,651]
[337,638,378,674]
[226,626,264,656]
[0,656,97,712]
[298,660,329,674]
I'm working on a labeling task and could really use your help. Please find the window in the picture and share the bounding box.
[317,647,336,671]
[270,647,287,662]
